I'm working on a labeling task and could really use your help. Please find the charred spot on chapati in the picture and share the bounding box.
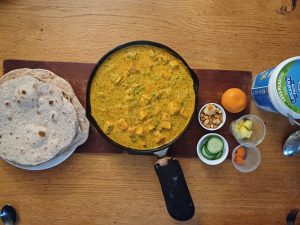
[38,131,46,137]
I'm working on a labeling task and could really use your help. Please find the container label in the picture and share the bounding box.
[252,67,278,112]
[276,60,300,114]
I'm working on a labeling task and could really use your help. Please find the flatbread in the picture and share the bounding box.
[0,69,89,166]
[0,69,89,139]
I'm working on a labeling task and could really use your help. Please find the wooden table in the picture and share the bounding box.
[0,1,299,224]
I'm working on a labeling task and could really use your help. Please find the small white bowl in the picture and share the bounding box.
[198,103,226,131]
[196,133,229,165]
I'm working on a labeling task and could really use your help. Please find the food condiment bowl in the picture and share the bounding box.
[230,114,266,147]
[198,103,226,131]
[196,133,229,165]
[231,145,261,173]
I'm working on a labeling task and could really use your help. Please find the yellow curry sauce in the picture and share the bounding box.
[90,45,195,150]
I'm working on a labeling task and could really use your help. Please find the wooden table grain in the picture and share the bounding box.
[0,0,299,224]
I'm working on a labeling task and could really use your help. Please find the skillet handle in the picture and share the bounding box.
[154,157,195,221]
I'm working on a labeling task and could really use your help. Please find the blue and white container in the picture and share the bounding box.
[252,56,300,124]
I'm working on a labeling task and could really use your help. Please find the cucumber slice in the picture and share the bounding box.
[204,141,216,156]
[206,137,224,154]
[201,145,215,160]
[214,150,223,159]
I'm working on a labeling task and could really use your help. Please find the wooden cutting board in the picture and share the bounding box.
[3,59,252,158]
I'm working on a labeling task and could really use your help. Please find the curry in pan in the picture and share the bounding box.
[90,45,195,150]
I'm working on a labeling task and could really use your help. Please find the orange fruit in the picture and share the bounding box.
[221,88,247,113]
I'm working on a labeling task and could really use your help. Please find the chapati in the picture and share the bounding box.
[0,69,89,166]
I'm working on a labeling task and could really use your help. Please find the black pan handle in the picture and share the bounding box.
[154,157,195,221]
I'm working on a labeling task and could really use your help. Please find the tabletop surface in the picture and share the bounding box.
[0,0,299,224]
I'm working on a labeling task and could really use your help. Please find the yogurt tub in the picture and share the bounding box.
[251,56,300,123]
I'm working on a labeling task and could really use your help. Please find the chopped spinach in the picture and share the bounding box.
[180,100,185,107]
[131,135,139,143]
[133,86,145,95]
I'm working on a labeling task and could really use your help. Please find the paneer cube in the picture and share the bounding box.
[149,50,155,58]
[127,62,138,74]
[128,126,136,137]
[135,127,144,136]
[114,76,123,85]
[169,101,180,115]
[161,121,172,129]
[146,124,156,132]
[126,51,137,59]
[154,131,166,144]
[169,60,179,70]
[180,108,188,118]
[138,109,148,120]
[117,118,128,131]
[162,112,171,121]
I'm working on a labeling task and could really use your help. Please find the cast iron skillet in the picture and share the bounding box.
[86,40,199,221]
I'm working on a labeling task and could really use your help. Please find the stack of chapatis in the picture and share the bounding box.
[0,69,89,166]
